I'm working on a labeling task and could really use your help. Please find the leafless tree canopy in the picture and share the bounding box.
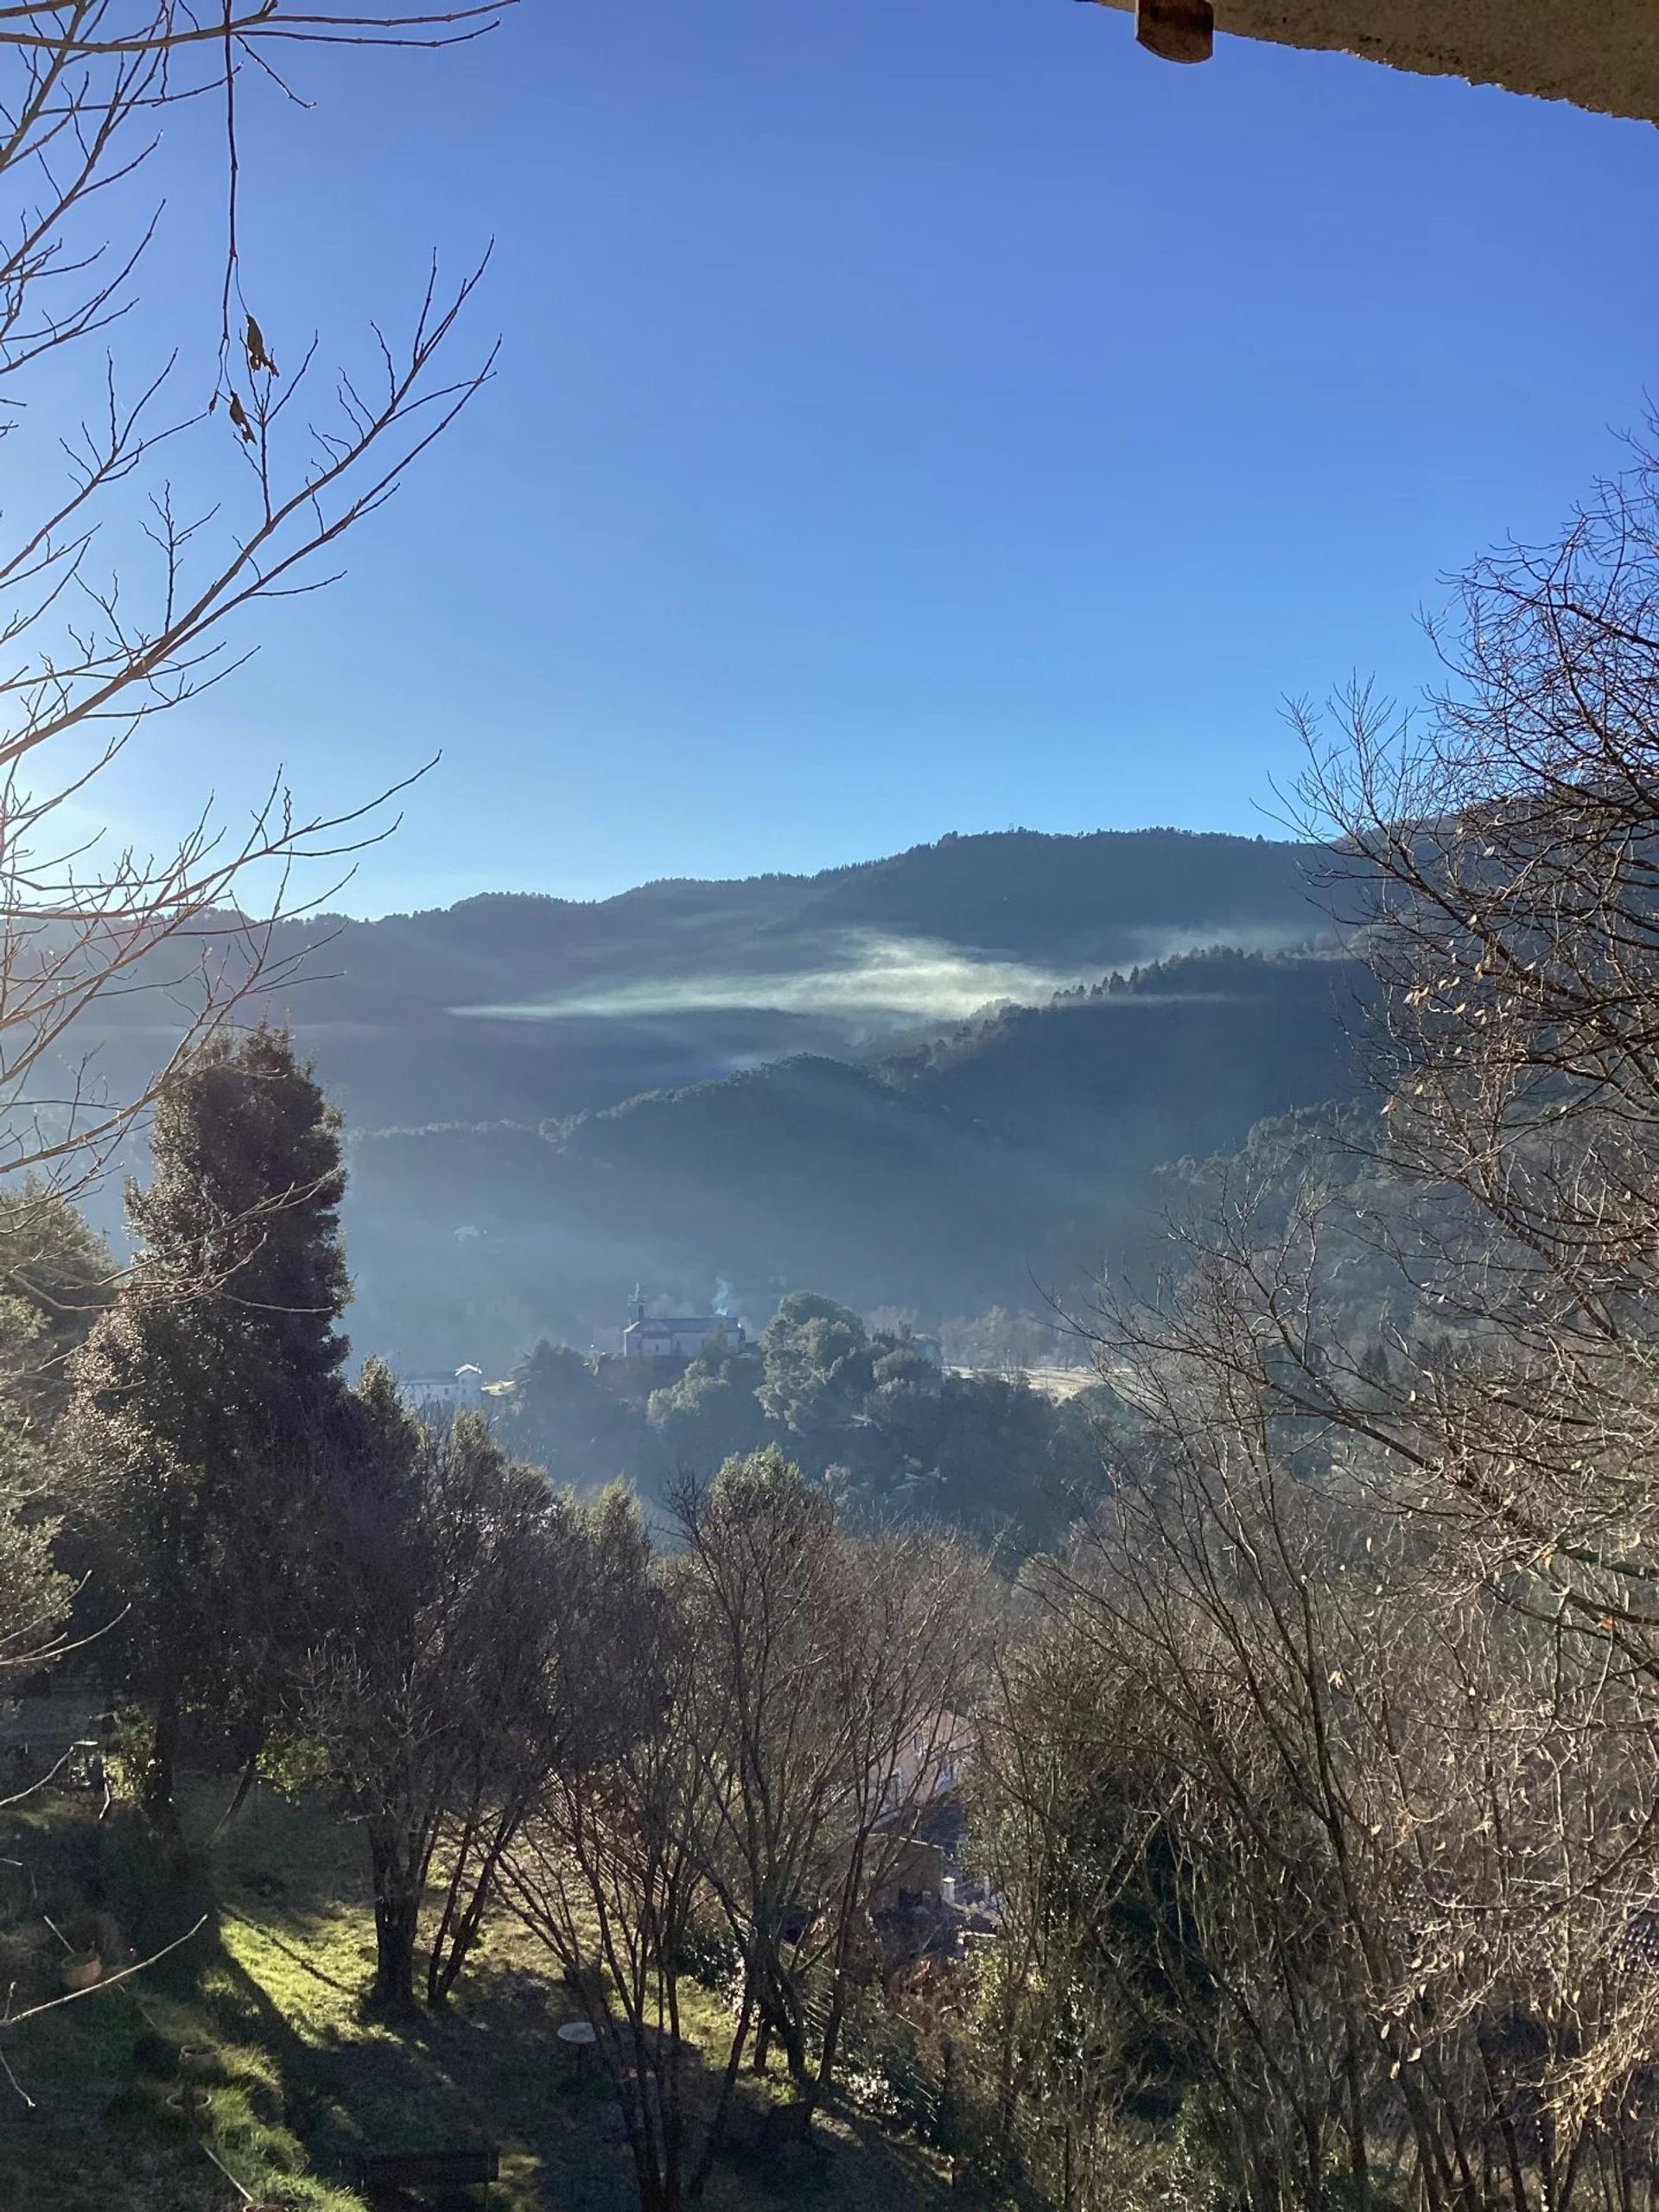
[0,0,499,1198]
[495,1451,984,2211]
[1284,438,1659,1617]
[969,436,1659,2212]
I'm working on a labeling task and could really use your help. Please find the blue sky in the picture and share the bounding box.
[68,0,1659,913]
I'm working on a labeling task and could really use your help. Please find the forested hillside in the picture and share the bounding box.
[63,829,1337,1141]
[54,830,1361,1366]
[342,947,1368,1369]
[9,3,1656,2209]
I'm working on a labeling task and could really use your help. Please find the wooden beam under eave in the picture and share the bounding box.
[1136,0,1215,63]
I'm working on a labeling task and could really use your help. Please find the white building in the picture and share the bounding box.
[397,1363,485,1414]
[620,1291,747,1363]
[880,1713,974,1817]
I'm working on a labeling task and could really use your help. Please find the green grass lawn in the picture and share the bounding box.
[0,1764,957,2212]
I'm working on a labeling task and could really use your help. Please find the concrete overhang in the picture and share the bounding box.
[1089,1,1659,124]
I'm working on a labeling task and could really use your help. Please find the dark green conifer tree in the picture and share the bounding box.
[67,1027,351,1824]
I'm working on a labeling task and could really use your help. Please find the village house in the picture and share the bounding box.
[620,1290,747,1363]
[880,1712,973,1817]
[395,1363,486,1414]
[868,1716,1001,1964]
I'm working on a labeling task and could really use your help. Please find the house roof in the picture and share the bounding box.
[1086,0,1659,124]
[625,1316,734,1332]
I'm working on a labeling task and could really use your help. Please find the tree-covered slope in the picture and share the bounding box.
[889,948,1370,1173]
[341,949,1368,1370]
[72,830,1333,1138]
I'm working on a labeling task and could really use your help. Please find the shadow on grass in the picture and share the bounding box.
[219,1904,361,1998]
[60,1783,956,2212]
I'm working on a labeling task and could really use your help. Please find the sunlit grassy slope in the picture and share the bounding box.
[0,1775,952,2212]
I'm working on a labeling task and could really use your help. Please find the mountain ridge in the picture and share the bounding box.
[61,828,1366,1363]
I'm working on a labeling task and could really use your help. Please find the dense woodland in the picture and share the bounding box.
[54,832,1364,1368]
[493,1294,1115,1551]
[62,828,1336,1137]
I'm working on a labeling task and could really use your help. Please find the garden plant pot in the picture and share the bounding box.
[165,2084,211,2126]
[178,2044,217,2076]
[62,1955,102,1992]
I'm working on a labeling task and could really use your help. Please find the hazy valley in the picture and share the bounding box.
[67,827,1369,1370]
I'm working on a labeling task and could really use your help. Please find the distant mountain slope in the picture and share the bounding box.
[341,949,1369,1370]
[793,830,1326,956]
[70,830,1332,1137]
[889,948,1371,1173]
[58,829,1360,1354]
[324,826,1325,995]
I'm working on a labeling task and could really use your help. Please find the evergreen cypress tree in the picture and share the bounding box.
[67,1027,351,1824]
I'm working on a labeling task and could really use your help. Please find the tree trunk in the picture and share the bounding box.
[690,1985,753,2201]
[628,2133,680,2212]
[368,1829,421,2012]
[426,1811,518,2007]
[143,1680,181,1831]
[779,2017,811,2126]
[1342,2015,1369,2201]
[803,1970,853,2127]
[611,2040,680,2212]
[208,1750,261,1842]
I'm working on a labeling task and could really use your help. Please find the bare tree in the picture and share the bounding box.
[955,436,1659,2212]
[424,1484,656,2008]
[983,1234,1659,2212]
[500,1460,984,2208]
[1290,431,1659,1624]
[675,1449,982,2134]
[499,1503,737,2212]
[971,1609,1154,2212]
[0,0,499,1204]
